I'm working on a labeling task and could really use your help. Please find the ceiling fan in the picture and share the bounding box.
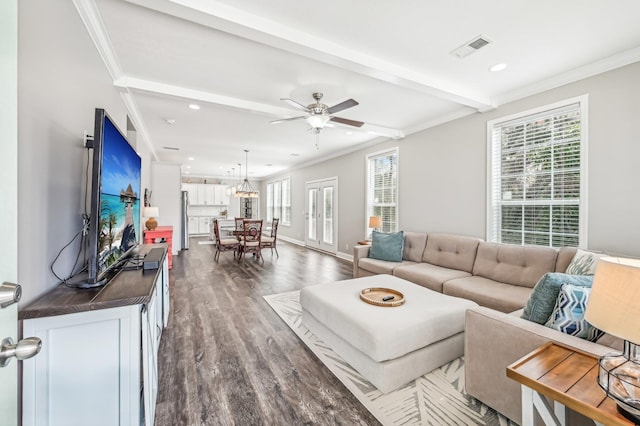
[270,92,364,134]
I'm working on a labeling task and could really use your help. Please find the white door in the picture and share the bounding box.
[1,2,19,421]
[305,178,338,254]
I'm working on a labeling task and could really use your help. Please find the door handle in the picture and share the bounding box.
[0,337,42,367]
[0,282,21,308]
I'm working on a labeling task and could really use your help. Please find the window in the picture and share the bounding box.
[366,148,399,236]
[266,177,291,226]
[487,96,587,248]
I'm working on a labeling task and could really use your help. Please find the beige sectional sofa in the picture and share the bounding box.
[352,232,617,424]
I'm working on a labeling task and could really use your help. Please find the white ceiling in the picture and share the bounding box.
[77,0,640,180]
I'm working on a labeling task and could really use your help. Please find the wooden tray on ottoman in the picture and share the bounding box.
[360,287,405,307]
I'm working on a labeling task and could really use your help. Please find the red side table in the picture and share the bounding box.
[143,226,173,269]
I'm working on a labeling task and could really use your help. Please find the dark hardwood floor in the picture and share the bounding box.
[154,237,381,426]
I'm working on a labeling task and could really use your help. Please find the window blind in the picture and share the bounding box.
[366,148,399,235]
[488,99,585,247]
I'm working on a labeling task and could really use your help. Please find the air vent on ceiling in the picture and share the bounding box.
[162,146,180,151]
[450,35,491,58]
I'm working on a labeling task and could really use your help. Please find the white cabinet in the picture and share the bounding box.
[198,217,211,234]
[183,183,198,206]
[188,217,199,235]
[22,253,170,426]
[182,183,229,205]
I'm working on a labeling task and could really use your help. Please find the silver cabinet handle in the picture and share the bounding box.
[0,282,21,308]
[0,337,42,367]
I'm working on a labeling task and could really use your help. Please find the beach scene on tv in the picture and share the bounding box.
[98,118,142,273]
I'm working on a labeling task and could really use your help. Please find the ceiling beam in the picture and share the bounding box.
[125,0,494,111]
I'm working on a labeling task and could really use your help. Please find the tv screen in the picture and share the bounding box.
[68,108,142,288]
[97,113,142,274]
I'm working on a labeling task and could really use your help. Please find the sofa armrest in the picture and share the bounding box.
[464,306,612,424]
[353,245,371,277]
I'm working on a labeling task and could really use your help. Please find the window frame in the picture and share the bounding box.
[486,95,588,248]
[266,176,291,226]
[365,147,399,238]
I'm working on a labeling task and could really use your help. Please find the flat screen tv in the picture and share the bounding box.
[68,108,142,288]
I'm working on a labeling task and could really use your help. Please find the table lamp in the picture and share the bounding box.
[143,206,159,231]
[368,216,382,232]
[584,256,640,423]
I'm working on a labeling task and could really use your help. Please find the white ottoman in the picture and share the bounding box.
[300,274,478,393]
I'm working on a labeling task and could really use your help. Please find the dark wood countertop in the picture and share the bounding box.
[19,244,167,320]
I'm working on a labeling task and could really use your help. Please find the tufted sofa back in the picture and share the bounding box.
[402,231,428,262]
[422,233,482,273]
[472,242,558,288]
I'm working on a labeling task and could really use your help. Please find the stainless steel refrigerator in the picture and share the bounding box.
[181,190,189,249]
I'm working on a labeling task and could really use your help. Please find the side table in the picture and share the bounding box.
[507,342,632,426]
[144,226,173,269]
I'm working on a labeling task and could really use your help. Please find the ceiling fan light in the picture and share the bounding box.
[305,114,331,129]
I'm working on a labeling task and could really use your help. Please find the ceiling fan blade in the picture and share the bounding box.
[270,116,307,124]
[280,98,311,112]
[330,116,365,128]
[327,98,359,114]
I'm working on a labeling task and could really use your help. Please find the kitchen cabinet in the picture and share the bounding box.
[21,245,169,426]
[188,217,199,235]
[198,217,211,234]
[182,183,229,205]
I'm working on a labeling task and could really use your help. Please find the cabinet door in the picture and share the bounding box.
[141,298,158,426]
[188,217,199,235]
[197,185,215,205]
[215,185,230,205]
[183,183,199,205]
[161,255,170,327]
[22,306,141,426]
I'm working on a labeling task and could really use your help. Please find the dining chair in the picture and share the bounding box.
[238,219,263,262]
[212,218,239,262]
[261,218,279,257]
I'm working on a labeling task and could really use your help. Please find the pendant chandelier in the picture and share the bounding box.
[234,149,258,198]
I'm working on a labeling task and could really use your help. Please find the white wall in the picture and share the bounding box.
[151,163,182,254]
[17,1,154,305]
[265,62,640,258]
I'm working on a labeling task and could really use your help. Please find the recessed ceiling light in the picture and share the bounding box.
[188,104,200,110]
[164,119,176,125]
[184,171,190,174]
[490,63,508,72]
[345,131,353,135]
[290,153,299,157]
[188,157,194,161]
[185,165,191,169]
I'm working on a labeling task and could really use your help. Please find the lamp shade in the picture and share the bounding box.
[585,256,640,344]
[143,206,159,218]
[368,216,382,229]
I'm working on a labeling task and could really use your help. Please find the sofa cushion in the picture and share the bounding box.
[521,272,594,324]
[402,231,428,262]
[393,263,471,293]
[555,247,577,272]
[443,276,533,313]
[369,231,404,262]
[565,249,603,275]
[358,258,418,276]
[472,242,558,288]
[544,283,604,342]
[421,233,481,273]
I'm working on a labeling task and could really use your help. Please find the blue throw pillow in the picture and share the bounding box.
[544,283,604,342]
[521,273,594,324]
[369,230,404,262]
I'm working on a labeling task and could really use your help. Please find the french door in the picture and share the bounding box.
[305,178,338,254]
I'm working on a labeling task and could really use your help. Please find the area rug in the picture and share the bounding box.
[264,291,517,426]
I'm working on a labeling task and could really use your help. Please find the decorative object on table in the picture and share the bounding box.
[359,287,405,307]
[584,256,640,423]
[368,215,382,232]
[233,150,259,198]
[143,206,159,231]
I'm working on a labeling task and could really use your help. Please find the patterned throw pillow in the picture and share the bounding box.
[544,283,604,342]
[565,249,603,275]
[521,273,594,324]
[369,231,405,262]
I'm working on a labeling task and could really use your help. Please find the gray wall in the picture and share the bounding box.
[17,1,152,305]
[265,62,640,258]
